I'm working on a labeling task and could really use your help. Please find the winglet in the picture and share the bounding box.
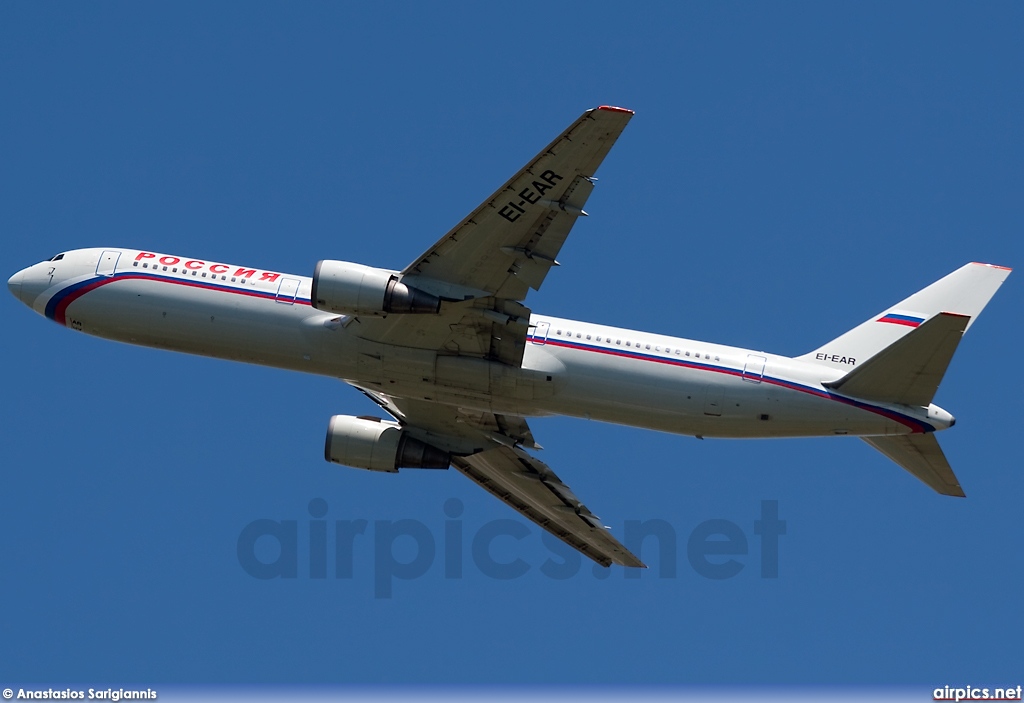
[597,105,635,114]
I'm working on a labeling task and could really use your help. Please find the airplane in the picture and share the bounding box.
[7,105,1012,569]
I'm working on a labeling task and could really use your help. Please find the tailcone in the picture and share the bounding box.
[927,404,956,431]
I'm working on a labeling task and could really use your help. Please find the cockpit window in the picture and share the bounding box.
[50,253,65,261]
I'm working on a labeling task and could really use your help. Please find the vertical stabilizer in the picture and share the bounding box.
[801,262,1010,372]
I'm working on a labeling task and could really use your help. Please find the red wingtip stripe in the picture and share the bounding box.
[971,262,1013,271]
[597,105,634,114]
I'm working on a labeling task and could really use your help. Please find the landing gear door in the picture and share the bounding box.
[532,321,550,345]
[96,250,121,277]
[703,385,724,416]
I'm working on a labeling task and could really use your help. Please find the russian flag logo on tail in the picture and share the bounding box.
[877,313,925,328]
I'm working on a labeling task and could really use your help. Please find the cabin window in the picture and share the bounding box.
[556,330,562,335]
[685,351,690,357]
[162,266,168,271]
[586,335,591,340]
[576,333,581,339]
[202,272,207,278]
[655,346,661,352]
[173,268,178,273]
[133,261,138,267]
[645,344,651,350]
[192,271,197,276]
[596,336,601,342]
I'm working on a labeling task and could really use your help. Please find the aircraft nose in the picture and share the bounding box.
[8,269,24,301]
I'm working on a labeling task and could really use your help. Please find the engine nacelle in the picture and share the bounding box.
[324,415,451,473]
[311,260,440,316]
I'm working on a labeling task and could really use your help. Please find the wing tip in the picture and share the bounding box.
[597,105,635,114]
[970,262,1012,272]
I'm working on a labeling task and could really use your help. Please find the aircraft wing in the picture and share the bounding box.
[453,445,644,568]
[358,389,645,568]
[345,106,633,365]
[401,105,634,300]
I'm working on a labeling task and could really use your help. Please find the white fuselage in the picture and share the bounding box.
[9,248,950,438]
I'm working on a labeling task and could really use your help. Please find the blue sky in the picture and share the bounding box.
[1,1,1021,688]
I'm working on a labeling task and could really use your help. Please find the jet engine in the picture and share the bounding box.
[311,260,440,316]
[324,415,451,473]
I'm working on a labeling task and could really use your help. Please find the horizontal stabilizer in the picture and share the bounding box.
[825,312,969,406]
[863,434,965,497]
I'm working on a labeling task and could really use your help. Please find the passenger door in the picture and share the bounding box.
[742,354,767,383]
[275,277,301,304]
[531,321,550,345]
[96,250,121,277]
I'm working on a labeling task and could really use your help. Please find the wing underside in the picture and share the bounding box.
[454,446,645,568]
[358,388,644,568]
[402,105,634,301]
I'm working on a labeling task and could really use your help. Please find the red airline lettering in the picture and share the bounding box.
[134,252,280,283]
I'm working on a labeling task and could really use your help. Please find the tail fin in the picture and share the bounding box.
[863,434,965,496]
[800,262,1011,373]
